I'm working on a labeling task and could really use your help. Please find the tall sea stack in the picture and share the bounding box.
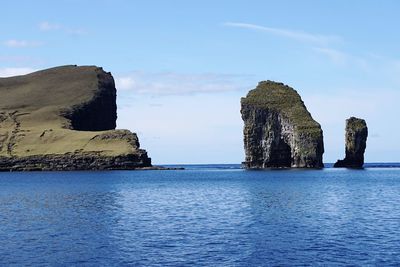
[0,65,151,171]
[241,81,324,168]
[334,117,368,168]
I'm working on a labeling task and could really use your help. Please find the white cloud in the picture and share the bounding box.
[115,71,251,95]
[0,67,36,77]
[0,55,45,65]
[66,28,87,36]
[39,21,61,31]
[313,47,348,65]
[224,22,342,45]
[319,50,400,84]
[3,39,43,48]
[117,77,136,90]
[39,21,86,36]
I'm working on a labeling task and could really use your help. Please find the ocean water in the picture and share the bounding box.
[1,165,400,266]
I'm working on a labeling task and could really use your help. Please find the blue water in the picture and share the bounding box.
[1,166,400,266]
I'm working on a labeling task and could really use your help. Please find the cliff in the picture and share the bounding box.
[334,117,368,168]
[0,65,151,171]
[241,81,324,168]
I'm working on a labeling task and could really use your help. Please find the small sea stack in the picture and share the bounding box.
[334,117,368,168]
[240,81,324,169]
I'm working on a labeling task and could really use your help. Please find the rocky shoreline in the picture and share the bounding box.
[0,152,150,171]
[0,153,183,171]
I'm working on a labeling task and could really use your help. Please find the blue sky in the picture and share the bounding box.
[2,0,400,164]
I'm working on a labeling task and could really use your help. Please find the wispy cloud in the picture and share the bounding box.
[0,67,36,77]
[39,21,61,31]
[224,22,342,45]
[0,55,44,65]
[313,46,400,83]
[38,21,87,36]
[65,28,87,36]
[117,76,136,90]
[3,39,43,48]
[115,71,252,96]
[313,47,348,65]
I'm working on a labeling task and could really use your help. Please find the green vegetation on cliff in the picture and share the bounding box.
[347,117,367,130]
[241,80,321,137]
[0,65,151,170]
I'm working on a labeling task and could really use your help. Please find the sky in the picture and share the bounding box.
[1,0,400,164]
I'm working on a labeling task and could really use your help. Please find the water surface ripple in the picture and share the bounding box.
[0,167,400,265]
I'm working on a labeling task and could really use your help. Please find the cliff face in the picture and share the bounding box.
[61,68,117,131]
[241,81,324,168]
[334,117,368,168]
[0,65,151,171]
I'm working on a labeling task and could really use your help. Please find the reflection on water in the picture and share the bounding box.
[0,168,400,265]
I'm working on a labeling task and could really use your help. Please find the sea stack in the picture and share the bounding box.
[241,81,324,168]
[0,65,151,171]
[334,117,368,168]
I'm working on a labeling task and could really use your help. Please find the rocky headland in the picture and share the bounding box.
[0,65,152,171]
[334,117,368,168]
[241,81,324,168]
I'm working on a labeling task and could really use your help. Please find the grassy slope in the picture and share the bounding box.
[0,65,134,157]
[241,81,322,136]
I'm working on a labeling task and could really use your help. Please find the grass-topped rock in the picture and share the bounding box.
[0,65,151,171]
[334,117,368,168]
[241,81,324,168]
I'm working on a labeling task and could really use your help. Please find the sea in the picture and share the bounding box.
[1,164,400,266]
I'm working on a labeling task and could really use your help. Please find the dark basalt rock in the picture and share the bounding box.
[0,151,150,171]
[61,68,117,131]
[334,117,368,168]
[241,81,324,168]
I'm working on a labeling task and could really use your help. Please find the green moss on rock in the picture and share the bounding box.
[241,81,321,136]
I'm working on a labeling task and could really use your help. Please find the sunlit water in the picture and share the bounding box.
[1,165,400,266]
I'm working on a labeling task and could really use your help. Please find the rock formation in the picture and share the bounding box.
[241,81,324,168]
[0,65,151,171]
[334,117,368,168]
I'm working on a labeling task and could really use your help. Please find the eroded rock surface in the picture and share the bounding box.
[0,65,151,171]
[334,117,368,168]
[241,81,324,168]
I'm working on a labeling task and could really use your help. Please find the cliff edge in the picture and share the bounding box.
[241,81,324,168]
[0,65,151,171]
